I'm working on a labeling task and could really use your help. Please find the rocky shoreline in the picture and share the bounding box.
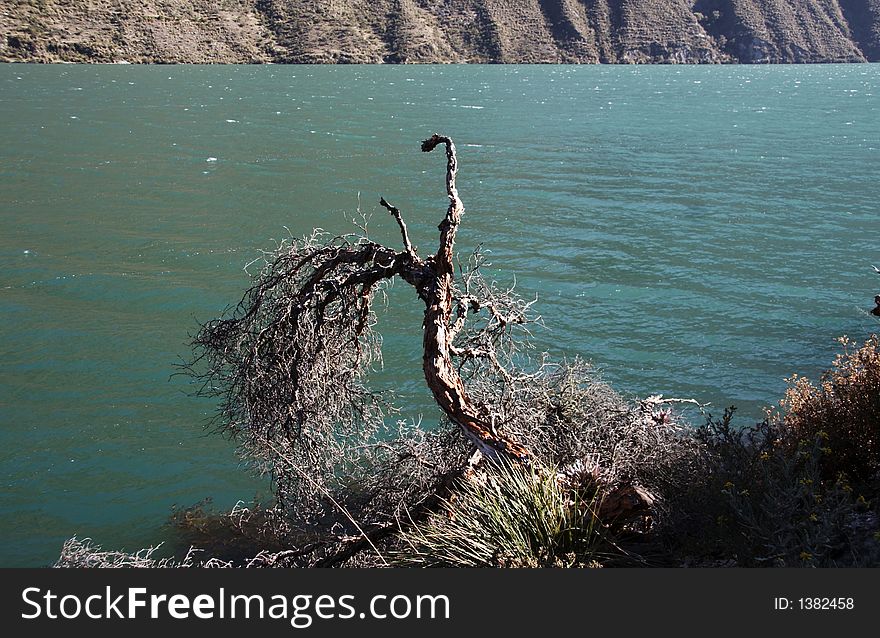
[2,0,879,64]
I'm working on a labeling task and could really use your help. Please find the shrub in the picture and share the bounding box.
[664,405,879,567]
[773,335,880,486]
[166,499,293,564]
[55,537,194,568]
[55,535,310,569]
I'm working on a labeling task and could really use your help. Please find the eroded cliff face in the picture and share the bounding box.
[2,0,878,63]
[694,0,869,62]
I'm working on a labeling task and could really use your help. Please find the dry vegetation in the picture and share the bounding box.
[775,336,880,485]
[55,137,880,569]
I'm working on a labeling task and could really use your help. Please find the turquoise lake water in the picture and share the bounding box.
[1,64,878,566]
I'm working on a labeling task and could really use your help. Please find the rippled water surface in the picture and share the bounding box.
[1,64,877,566]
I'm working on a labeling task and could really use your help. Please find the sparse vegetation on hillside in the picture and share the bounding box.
[3,0,878,63]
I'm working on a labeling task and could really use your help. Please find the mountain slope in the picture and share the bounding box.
[1,0,877,62]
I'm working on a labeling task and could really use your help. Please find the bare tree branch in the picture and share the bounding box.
[379,197,417,260]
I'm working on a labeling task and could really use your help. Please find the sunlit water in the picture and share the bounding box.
[1,64,877,566]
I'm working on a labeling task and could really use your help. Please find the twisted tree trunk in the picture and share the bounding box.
[391,135,531,463]
[409,137,652,527]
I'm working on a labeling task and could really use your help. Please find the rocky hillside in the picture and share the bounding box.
[2,0,878,63]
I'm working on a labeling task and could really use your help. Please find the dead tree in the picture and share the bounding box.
[189,135,657,561]
[194,134,529,463]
